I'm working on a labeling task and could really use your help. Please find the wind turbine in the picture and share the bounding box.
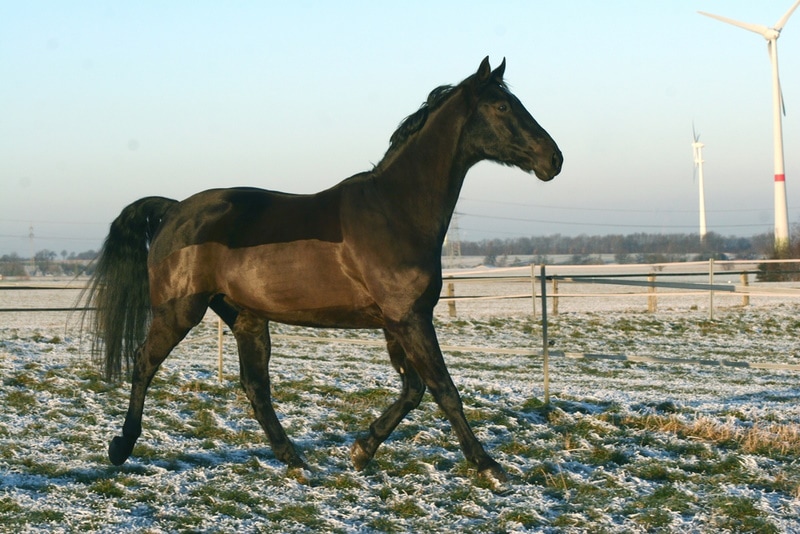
[692,125,708,241]
[699,1,800,253]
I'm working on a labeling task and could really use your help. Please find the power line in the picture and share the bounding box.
[458,197,778,215]
[0,233,102,241]
[456,211,774,230]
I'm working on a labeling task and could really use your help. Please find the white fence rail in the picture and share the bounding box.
[441,259,800,319]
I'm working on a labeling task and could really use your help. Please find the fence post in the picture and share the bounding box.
[647,273,657,313]
[552,277,559,316]
[530,263,537,319]
[741,272,750,307]
[218,318,224,382]
[540,264,550,405]
[709,258,715,320]
[447,282,457,317]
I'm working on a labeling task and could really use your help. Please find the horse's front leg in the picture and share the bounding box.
[386,314,508,490]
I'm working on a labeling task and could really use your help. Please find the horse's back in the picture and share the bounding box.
[151,187,343,259]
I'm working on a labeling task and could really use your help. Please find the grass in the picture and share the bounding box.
[614,412,800,459]
[3,309,800,531]
[707,495,780,533]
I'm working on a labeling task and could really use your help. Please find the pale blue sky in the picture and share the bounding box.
[1,1,799,255]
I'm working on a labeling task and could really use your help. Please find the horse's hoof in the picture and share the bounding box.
[287,465,315,485]
[287,456,311,472]
[478,464,512,495]
[350,439,371,471]
[108,436,134,466]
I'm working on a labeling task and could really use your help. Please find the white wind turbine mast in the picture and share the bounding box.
[699,0,800,253]
[692,125,708,241]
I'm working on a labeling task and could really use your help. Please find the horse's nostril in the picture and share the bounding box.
[552,149,563,171]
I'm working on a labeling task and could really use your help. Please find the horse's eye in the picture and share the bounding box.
[498,104,508,112]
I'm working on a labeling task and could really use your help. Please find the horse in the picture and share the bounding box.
[81,57,562,490]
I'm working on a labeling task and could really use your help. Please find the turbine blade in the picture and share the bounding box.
[768,38,775,63]
[698,11,770,36]
[781,86,786,116]
[767,40,787,116]
[775,0,800,31]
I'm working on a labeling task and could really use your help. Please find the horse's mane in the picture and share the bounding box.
[390,85,456,147]
[375,84,457,170]
[375,73,509,171]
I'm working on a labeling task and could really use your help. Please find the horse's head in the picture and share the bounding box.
[463,57,562,182]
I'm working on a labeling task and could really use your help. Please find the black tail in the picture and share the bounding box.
[79,196,178,381]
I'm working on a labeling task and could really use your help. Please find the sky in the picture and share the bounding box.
[1,1,799,257]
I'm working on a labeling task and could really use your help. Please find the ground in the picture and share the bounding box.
[1,279,800,532]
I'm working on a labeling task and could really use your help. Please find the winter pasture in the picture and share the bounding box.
[2,272,800,533]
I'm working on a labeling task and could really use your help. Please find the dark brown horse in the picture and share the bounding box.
[82,57,562,490]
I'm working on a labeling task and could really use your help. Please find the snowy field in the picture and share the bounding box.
[2,276,800,532]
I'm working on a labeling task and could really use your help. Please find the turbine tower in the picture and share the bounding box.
[445,212,462,268]
[692,125,708,241]
[699,0,800,253]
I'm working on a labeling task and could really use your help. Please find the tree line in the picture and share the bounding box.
[0,250,98,277]
[449,230,798,266]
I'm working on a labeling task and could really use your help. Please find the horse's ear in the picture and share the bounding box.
[476,56,491,83]
[490,58,506,82]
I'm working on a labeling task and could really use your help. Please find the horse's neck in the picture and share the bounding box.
[373,99,472,242]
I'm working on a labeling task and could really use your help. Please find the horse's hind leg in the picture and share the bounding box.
[351,329,426,470]
[233,310,306,469]
[108,295,208,465]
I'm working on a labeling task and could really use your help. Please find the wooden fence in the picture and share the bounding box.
[441,258,800,319]
[4,259,800,319]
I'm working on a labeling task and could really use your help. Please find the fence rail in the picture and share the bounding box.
[440,259,800,319]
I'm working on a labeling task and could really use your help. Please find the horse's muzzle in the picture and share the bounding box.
[534,147,563,182]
